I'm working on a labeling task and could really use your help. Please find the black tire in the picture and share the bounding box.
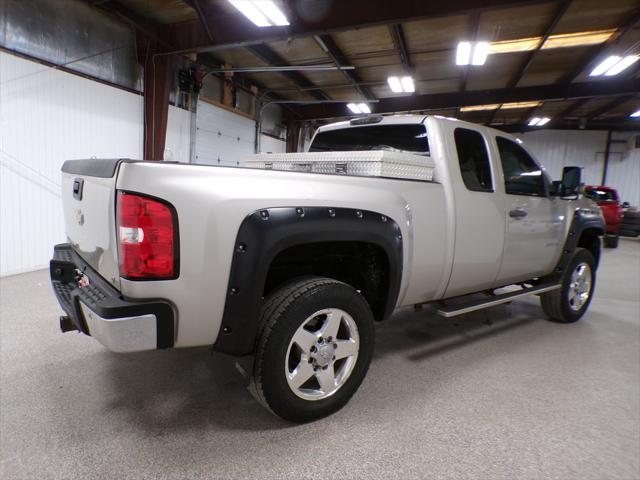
[252,277,375,423]
[603,234,619,248]
[540,248,596,323]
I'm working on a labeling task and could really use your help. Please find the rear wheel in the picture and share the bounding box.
[252,277,375,422]
[541,247,596,323]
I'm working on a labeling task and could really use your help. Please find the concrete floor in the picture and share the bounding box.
[1,239,639,480]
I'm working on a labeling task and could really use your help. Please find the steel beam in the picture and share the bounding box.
[246,44,331,101]
[586,95,636,120]
[294,78,640,119]
[184,0,214,42]
[315,35,376,100]
[389,24,412,69]
[507,0,572,88]
[498,118,639,132]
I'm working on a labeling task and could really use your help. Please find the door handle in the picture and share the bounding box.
[509,208,528,218]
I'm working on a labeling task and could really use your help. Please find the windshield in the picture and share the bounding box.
[585,188,617,202]
[309,124,429,155]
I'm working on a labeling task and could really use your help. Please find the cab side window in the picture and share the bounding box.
[496,137,546,196]
[454,128,493,192]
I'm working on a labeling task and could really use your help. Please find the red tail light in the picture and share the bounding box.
[117,191,178,279]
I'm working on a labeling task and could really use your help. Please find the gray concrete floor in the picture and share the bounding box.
[1,239,639,480]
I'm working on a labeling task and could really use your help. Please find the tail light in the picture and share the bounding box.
[117,191,178,279]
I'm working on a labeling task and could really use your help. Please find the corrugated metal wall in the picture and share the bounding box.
[521,129,640,206]
[0,52,190,276]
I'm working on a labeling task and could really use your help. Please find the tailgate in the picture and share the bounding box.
[60,159,124,289]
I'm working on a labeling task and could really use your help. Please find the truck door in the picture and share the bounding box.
[444,127,505,297]
[493,136,564,284]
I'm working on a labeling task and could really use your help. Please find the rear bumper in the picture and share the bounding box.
[50,244,175,352]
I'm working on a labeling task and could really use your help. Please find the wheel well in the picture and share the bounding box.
[577,228,602,267]
[264,242,390,321]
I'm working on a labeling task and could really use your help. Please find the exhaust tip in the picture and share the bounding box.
[59,315,78,333]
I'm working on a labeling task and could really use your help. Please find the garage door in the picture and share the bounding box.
[195,100,255,166]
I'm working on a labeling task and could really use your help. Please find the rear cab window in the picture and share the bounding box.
[454,128,493,192]
[309,124,430,155]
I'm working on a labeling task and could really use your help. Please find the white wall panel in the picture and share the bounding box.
[260,134,286,154]
[520,129,640,206]
[0,52,145,276]
[195,101,255,166]
[165,106,192,162]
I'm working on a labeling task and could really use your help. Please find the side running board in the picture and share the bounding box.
[437,283,561,318]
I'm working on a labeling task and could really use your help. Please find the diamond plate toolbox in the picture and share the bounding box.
[243,150,434,181]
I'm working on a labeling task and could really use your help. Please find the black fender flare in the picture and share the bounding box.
[547,207,605,281]
[213,206,403,355]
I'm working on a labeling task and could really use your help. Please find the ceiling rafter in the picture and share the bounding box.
[586,95,636,120]
[499,117,640,132]
[294,78,640,119]
[160,0,559,54]
[507,0,572,88]
[388,24,412,69]
[459,11,481,93]
[315,34,376,100]
[183,0,214,42]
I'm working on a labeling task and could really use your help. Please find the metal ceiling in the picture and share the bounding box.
[86,0,640,130]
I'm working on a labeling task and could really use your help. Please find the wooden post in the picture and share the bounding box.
[223,63,234,108]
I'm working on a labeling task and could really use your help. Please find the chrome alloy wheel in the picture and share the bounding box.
[285,308,360,401]
[568,262,592,311]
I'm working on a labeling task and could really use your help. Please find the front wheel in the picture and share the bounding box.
[540,247,596,323]
[252,277,375,422]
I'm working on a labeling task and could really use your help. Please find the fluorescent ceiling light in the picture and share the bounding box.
[489,29,615,55]
[471,42,490,66]
[387,76,415,93]
[347,103,361,114]
[357,103,371,114]
[528,117,550,126]
[604,55,639,76]
[590,55,622,76]
[401,76,415,93]
[253,1,289,26]
[630,110,640,118]
[456,42,472,65]
[347,103,372,114]
[387,76,403,93]
[501,101,541,109]
[228,0,289,27]
[460,104,500,112]
[457,41,490,66]
[590,55,639,77]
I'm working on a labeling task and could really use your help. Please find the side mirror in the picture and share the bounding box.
[622,202,630,208]
[560,166,582,197]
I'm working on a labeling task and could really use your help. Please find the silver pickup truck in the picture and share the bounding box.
[50,114,604,422]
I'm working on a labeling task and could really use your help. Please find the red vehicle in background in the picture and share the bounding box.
[584,185,624,248]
